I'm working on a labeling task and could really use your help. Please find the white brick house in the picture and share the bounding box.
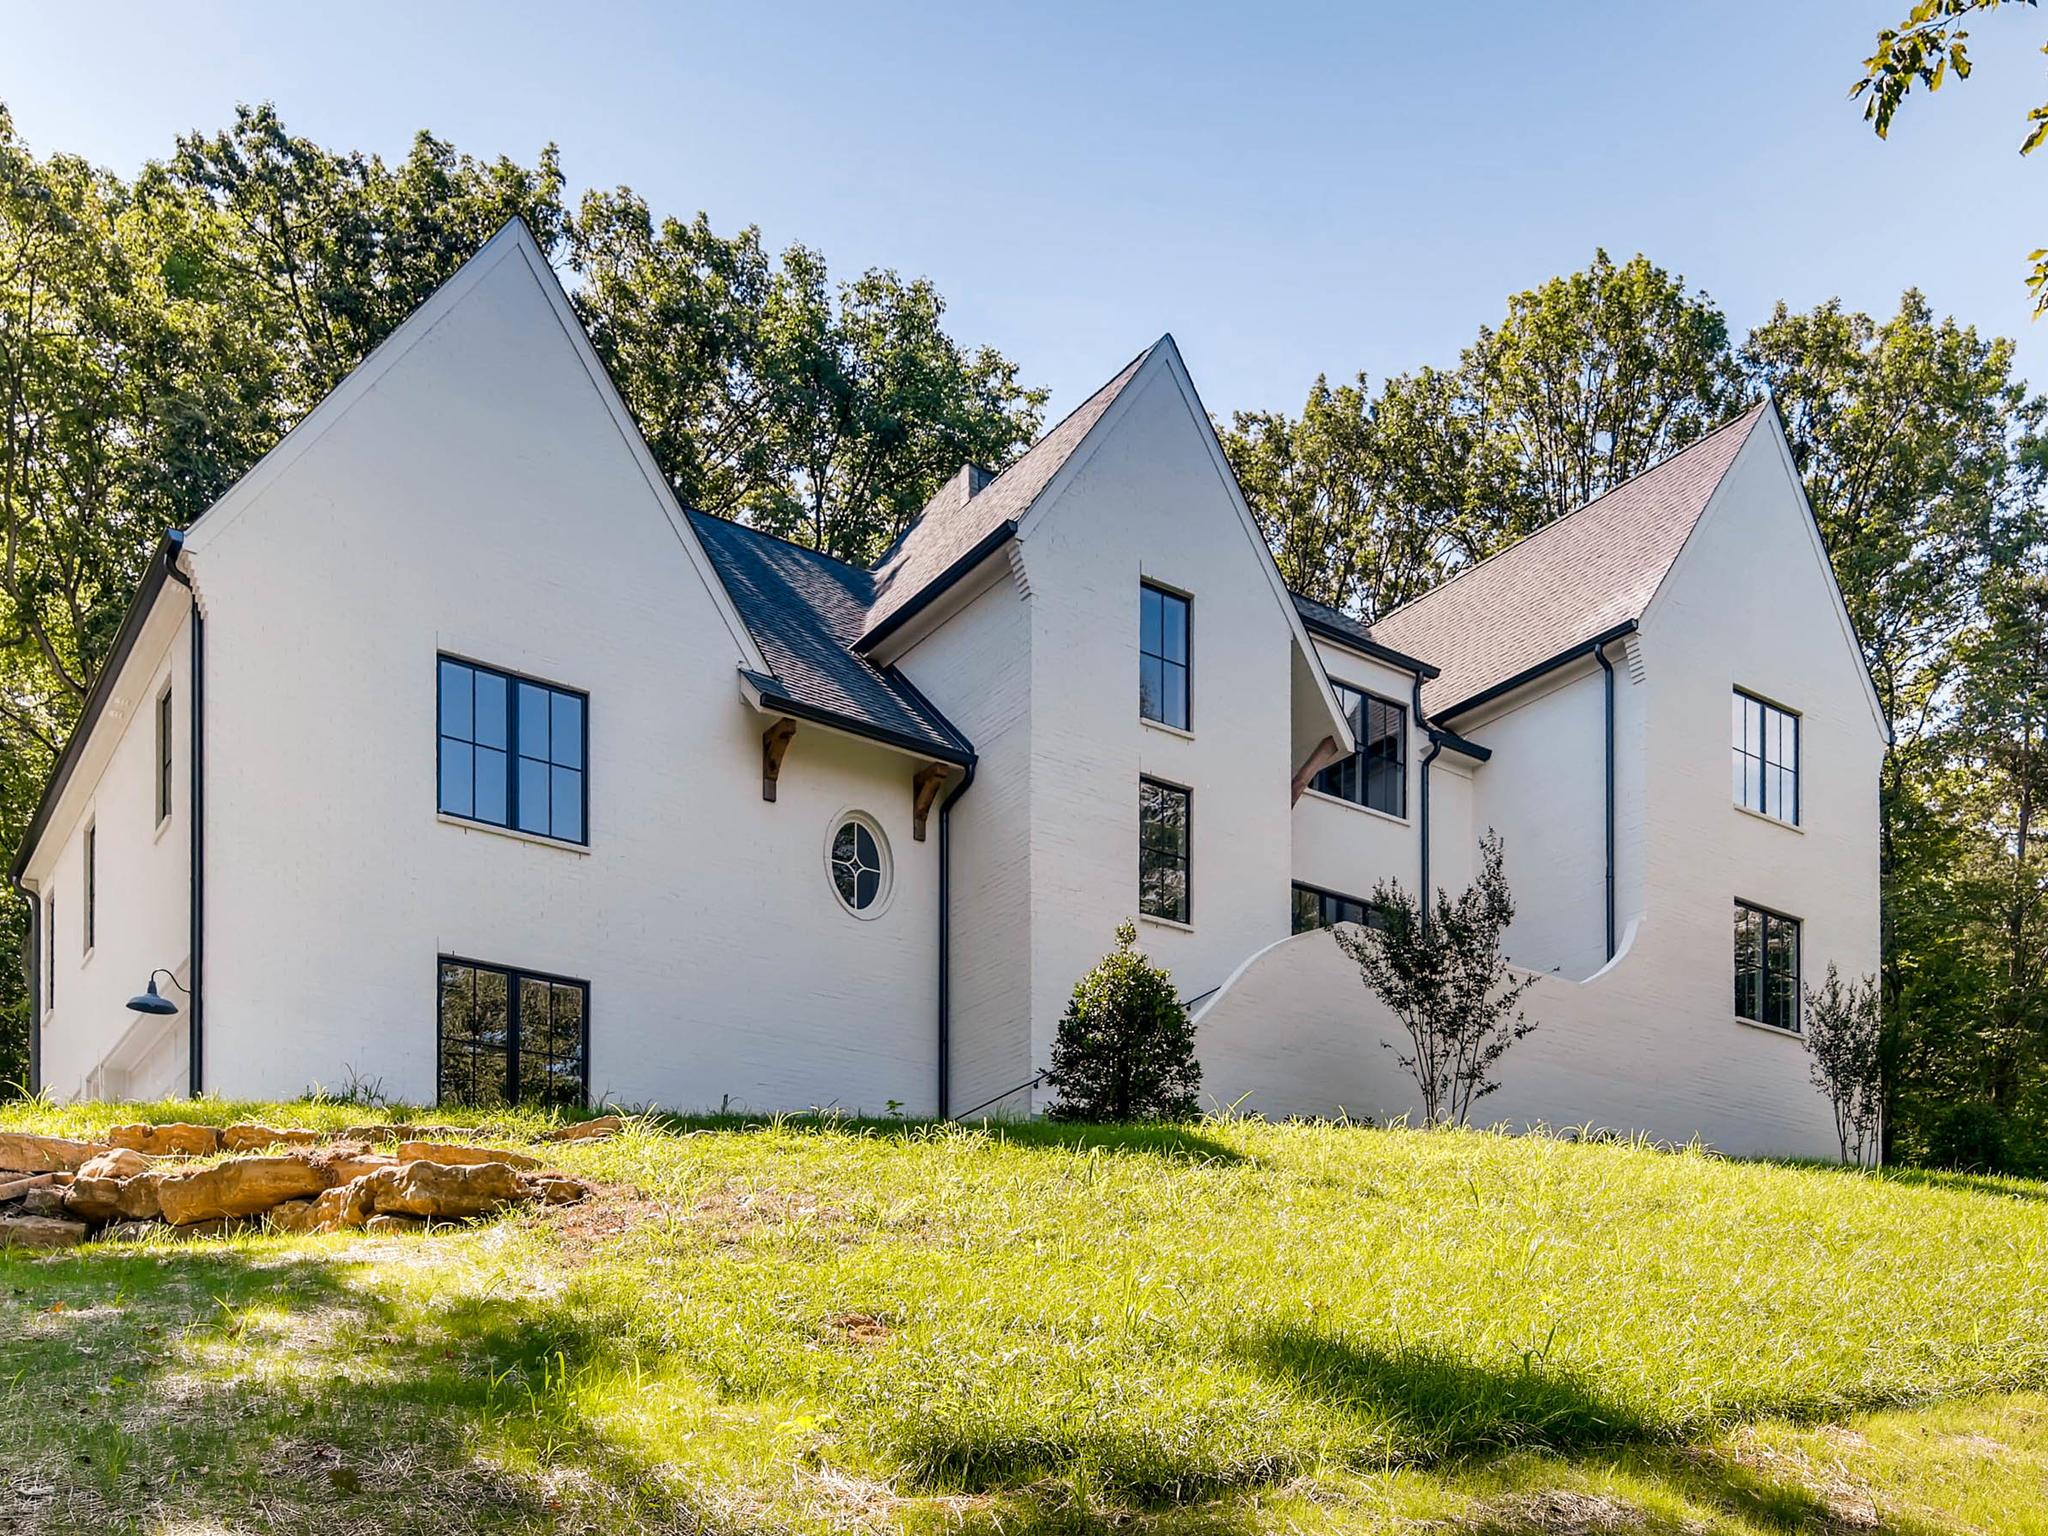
[8,222,1885,1156]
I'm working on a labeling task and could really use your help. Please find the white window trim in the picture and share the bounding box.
[825,809,895,921]
[1300,784,1411,827]
[434,811,592,856]
[1734,802,1804,835]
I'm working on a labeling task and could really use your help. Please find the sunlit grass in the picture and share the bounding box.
[3,1103,2046,1532]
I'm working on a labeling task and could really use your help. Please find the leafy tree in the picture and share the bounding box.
[1853,0,2048,312]
[1335,831,1539,1127]
[1804,965,1886,1165]
[1043,921,1201,1122]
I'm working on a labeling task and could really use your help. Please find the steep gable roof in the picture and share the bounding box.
[1371,404,1771,716]
[858,343,1155,645]
[689,512,973,762]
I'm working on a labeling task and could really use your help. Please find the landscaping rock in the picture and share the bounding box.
[221,1124,323,1152]
[544,1115,623,1142]
[307,1145,400,1183]
[77,1148,151,1180]
[155,1155,333,1225]
[0,1172,55,1203]
[306,1178,376,1231]
[20,1186,66,1218]
[108,1122,219,1157]
[526,1174,593,1205]
[364,1213,427,1234]
[64,1166,162,1224]
[365,1160,528,1219]
[268,1199,319,1234]
[397,1141,539,1171]
[0,1213,88,1249]
[0,1132,110,1173]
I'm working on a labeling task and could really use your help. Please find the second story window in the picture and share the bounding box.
[1733,690,1798,824]
[1139,777,1191,924]
[1313,686,1407,818]
[438,657,587,845]
[1139,582,1190,730]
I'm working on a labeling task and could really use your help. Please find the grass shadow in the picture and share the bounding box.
[1876,1165,2048,1203]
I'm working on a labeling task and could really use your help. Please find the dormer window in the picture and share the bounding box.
[1139,583,1190,730]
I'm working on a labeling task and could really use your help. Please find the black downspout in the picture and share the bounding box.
[168,550,203,1097]
[1413,673,1441,916]
[935,759,977,1119]
[1594,641,1617,962]
[17,887,39,1094]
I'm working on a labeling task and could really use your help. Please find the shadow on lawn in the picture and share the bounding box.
[0,1237,728,1536]
[641,1109,1251,1164]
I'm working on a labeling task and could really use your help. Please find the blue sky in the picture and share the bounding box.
[8,2,2047,420]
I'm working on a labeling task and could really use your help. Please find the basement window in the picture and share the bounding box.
[1139,777,1191,924]
[437,957,588,1109]
[1734,900,1800,1033]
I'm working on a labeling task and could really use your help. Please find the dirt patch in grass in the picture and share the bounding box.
[1461,1489,1648,1534]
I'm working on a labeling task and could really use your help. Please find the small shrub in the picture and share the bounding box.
[1044,921,1201,1122]
[1925,1101,2012,1173]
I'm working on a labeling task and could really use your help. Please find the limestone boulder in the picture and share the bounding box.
[267,1199,319,1234]
[365,1160,528,1219]
[397,1142,539,1171]
[525,1175,593,1206]
[78,1148,151,1181]
[306,1178,377,1231]
[108,1123,219,1157]
[0,1213,88,1248]
[64,1165,162,1224]
[0,1132,110,1173]
[155,1156,333,1226]
[221,1124,323,1152]
[544,1115,623,1143]
[21,1186,66,1218]
[306,1144,399,1183]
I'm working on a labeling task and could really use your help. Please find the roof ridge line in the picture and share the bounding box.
[1372,400,1768,626]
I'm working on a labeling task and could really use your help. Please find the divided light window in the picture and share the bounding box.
[1291,882,1390,935]
[1313,686,1407,818]
[155,686,173,825]
[438,657,587,844]
[1139,583,1190,730]
[1734,900,1800,1033]
[1733,690,1798,824]
[82,825,95,955]
[437,957,588,1109]
[1139,777,1192,924]
[45,898,54,1011]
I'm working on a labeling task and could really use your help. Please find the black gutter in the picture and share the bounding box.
[1428,725,1491,763]
[1594,639,1617,963]
[167,551,204,1095]
[740,671,975,766]
[1297,612,1441,679]
[8,532,188,885]
[935,759,978,1119]
[1434,619,1639,724]
[854,520,1019,656]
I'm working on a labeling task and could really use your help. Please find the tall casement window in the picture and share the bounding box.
[437,657,587,844]
[437,957,588,1109]
[1139,582,1191,730]
[45,898,54,1011]
[1139,777,1192,924]
[155,686,173,825]
[1313,685,1407,818]
[1733,690,1798,824]
[82,824,95,955]
[1734,901,1801,1032]
[1290,882,1390,934]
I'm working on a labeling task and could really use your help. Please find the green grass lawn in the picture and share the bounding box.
[3,1101,2047,1534]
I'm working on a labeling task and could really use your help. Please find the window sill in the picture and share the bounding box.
[1734,803,1803,834]
[1141,717,1195,741]
[435,812,590,855]
[1299,786,1410,827]
[1733,1014,1802,1040]
[1140,912,1194,933]
[153,813,173,846]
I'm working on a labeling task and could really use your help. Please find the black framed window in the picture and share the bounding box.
[1733,691,1798,824]
[1139,583,1190,730]
[1313,685,1406,817]
[156,686,173,824]
[438,657,587,844]
[1139,777,1192,923]
[1734,901,1800,1032]
[1291,882,1391,935]
[437,957,589,1109]
[45,897,54,1010]
[82,824,95,955]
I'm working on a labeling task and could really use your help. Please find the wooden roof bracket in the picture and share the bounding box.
[912,762,950,841]
[762,718,796,802]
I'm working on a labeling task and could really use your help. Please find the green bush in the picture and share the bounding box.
[1924,1100,2013,1172]
[1043,921,1201,1122]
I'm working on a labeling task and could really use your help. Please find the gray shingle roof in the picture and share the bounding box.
[860,342,1156,643]
[1371,404,1769,716]
[688,511,973,762]
[1290,592,1439,678]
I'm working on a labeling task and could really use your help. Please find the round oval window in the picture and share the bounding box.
[830,814,890,915]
